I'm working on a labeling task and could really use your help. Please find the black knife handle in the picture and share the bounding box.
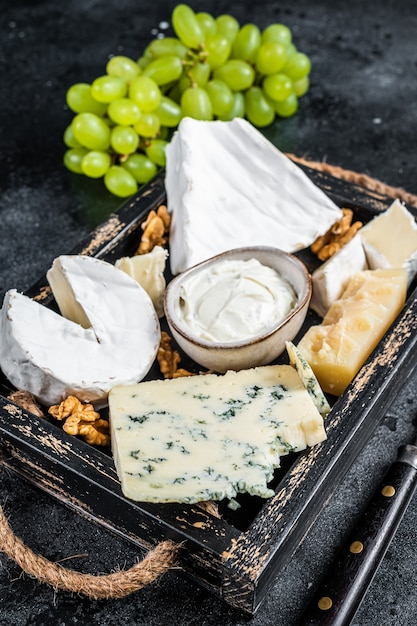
[300,443,417,626]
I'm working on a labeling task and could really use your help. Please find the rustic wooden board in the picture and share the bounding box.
[1,166,416,614]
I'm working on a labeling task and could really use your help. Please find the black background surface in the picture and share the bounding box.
[1,1,417,624]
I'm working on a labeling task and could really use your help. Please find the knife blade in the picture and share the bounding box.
[299,436,417,626]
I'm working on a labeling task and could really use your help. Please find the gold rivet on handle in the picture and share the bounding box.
[350,540,364,554]
[318,596,333,611]
[382,485,395,497]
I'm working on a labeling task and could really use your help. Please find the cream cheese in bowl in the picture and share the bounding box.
[165,246,312,372]
[178,258,297,343]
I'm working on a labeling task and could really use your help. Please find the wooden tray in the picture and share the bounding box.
[1,166,416,615]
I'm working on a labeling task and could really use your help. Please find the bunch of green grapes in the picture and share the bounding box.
[64,3,312,197]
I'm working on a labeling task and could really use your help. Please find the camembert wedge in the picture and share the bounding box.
[109,364,327,504]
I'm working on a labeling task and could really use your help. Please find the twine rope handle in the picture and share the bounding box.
[1,159,416,599]
[0,504,180,599]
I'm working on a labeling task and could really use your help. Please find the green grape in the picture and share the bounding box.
[172,4,204,48]
[181,87,213,120]
[158,126,170,140]
[145,139,168,166]
[231,24,261,63]
[63,124,82,148]
[244,87,275,127]
[263,73,293,101]
[110,125,139,154]
[255,41,288,75]
[71,112,111,150]
[155,96,182,127]
[104,165,138,197]
[274,92,299,117]
[293,76,310,97]
[81,150,111,178]
[91,75,127,103]
[261,24,292,47]
[283,52,311,80]
[129,75,162,112]
[107,98,142,125]
[106,55,141,81]
[196,11,217,37]
[217,91,245,121]
[66,83,107,115]
[63,147,89,174]
[204,34,231,70]
[143,55,183,86]
[216,14,239,44]
[134,112,161,138]
[213,60,255,91]
[179,61,211,92]
[205,79,234,117]
[146,37,187,60]
[137,55,151,69]
[122,153,157,184]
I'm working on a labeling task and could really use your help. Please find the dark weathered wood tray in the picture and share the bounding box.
[1,166,416,615]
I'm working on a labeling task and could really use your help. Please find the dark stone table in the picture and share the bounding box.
[1,1,416,624]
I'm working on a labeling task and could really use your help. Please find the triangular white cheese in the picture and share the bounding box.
[165,117,343,274]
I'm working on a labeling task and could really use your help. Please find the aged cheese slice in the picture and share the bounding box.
[310,234,368,317]
[165,117,343,274]
[0,255,160,407]
[115,245,168,317]
[297,268,407,396]
[360,199,417,286]
[109,364,327,504]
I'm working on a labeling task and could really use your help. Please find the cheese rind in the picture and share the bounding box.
[310,234,368,318]
[165,117,343,274]
[285,341,331,418]
[0,255,160,407]
[297,268,408,396]
[360,199,417,286]
[109,365,327,504]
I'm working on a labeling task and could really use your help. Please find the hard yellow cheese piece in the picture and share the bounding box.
[297,269,407,396]
[109,364,326,504]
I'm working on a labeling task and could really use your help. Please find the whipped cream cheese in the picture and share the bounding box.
[178,258,296,343]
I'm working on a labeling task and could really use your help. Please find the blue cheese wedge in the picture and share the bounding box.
[0,255,160,408]
[109,365,327,504]
[165,117,343,274]
[360,199,417,286]
[285,341,330,418]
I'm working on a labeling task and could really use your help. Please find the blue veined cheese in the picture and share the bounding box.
[109,365,327,504]
[165,117,343,275]
[285,341,331,418]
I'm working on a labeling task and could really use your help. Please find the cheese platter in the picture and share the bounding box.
[0,157,416,616]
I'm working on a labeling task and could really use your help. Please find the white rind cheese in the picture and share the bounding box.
[0,255,160,407]
[360,199,417,286]
[109,365,327,504]
[165,117,343,275]
[310,234,368,318]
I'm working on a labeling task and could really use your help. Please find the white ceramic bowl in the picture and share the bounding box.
[164,246,312,372]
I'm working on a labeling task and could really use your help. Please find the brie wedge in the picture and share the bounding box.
[310,234,368,317]
[360,199,417,286]
[165,117,343,274]
[0,255,160,408]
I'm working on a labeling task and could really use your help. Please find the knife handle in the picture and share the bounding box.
[300,443,417,626]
